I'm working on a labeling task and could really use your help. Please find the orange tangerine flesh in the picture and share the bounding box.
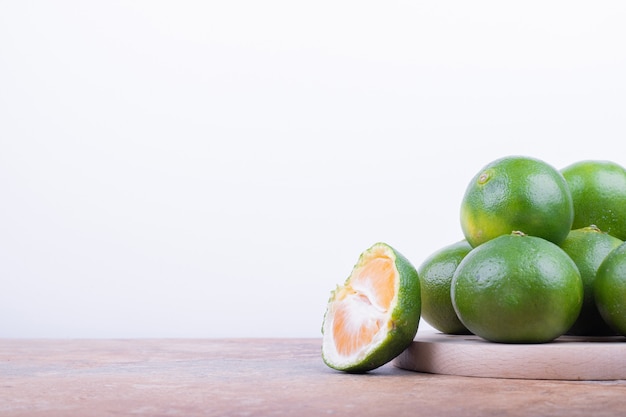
[352,255,396,311]
[331,256,396,356]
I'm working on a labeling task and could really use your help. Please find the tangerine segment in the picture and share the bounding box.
[331,255,397,357]
[351,256,396,312]
[332,293,385,356]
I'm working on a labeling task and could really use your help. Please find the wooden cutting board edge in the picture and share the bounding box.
[393,331,626,381]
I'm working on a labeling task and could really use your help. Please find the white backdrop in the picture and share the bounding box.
[1,1,625,338]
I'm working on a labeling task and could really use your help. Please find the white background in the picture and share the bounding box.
[1,1,625,338]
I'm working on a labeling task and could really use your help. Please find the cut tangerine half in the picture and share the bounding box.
[322,242,421,372]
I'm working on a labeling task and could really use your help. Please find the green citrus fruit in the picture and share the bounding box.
[561,160,626,241]
[451,233,583,343]
[559,226,623,336]
[321,242,421,372]
[460,155,574,247]
[417,240,472,335]
[594,242,626,336]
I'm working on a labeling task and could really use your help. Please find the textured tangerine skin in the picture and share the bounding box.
[460,156,574,248]
[559,226,622,336]
[451,234,583,343]
[561,160,626,241]
[595,242,626,336]
[418,240,472,335]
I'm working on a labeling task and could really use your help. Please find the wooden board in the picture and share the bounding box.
[393,331,626,380]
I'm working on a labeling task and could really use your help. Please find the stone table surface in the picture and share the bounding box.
[1,338,626,416]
